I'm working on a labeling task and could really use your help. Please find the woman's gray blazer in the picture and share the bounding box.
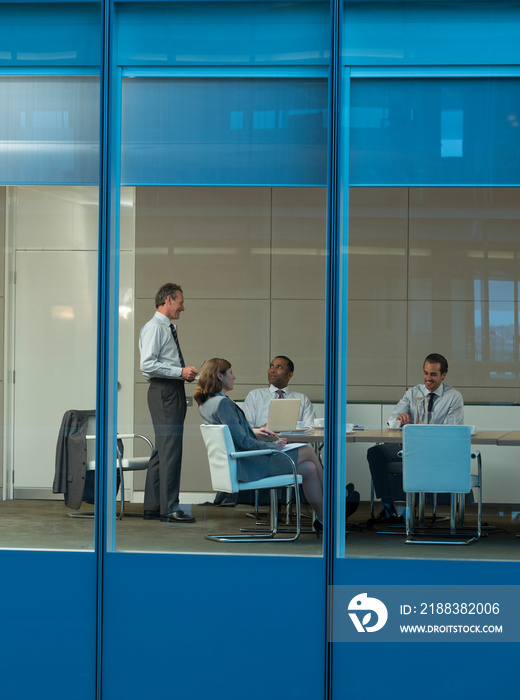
[199,394,293,482]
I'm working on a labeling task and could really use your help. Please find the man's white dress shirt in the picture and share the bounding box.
[139,311,183,380]
[387,382,464,425]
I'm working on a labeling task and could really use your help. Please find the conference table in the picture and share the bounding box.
[282,428,520,446]
[280,427,520,531]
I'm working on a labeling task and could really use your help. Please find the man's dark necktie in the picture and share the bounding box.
[428,392,436,412]
[276,389,285,398]
[170,324,185,368]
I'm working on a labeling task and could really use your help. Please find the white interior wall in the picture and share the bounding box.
[5,186,135,497]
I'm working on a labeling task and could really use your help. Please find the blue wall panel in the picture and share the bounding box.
[332,558,520,699]
[0,551,96,700]
[116,1,330,67]
[344,1,520,66]
[0,2,101,68]
[102,552,326,700]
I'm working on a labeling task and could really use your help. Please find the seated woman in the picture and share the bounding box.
[194,358,324,532]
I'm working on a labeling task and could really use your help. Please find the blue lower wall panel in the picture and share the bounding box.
[102,552,326,700]
[332,557,520,699]
[0,550,97,700]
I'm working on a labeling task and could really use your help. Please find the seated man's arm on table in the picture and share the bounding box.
[387,388,414,425]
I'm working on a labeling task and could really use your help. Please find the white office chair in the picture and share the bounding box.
[402,424,482,545]
[70,415,154,520]
[200,423,303,542]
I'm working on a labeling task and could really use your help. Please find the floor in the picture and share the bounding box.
[0,499,518,560]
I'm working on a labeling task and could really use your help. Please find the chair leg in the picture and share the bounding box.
[117,454,125,520]
[450,493,457,534]
[418,493,425,527]
[206,488,302,542]
[246,490,270,524]
[405,492,414,536]
[270,488,278,534]
[458,492,465,528]
[406,489,480,545]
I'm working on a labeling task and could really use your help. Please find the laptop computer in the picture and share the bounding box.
[266,398,301,432]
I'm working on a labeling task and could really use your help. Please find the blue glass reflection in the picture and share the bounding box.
[121,78,328,185]
[350,79,520,186]
[117,2,330,66]
[0,77,100,185]
[344,1,520,66]
[0,3,100,67]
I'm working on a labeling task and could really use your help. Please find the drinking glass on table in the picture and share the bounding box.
[415,396,432,424]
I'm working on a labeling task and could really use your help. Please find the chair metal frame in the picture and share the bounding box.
[114,433,154,519]
[200,423,303,542]
[402,424,482,545]
[69,417,153,520]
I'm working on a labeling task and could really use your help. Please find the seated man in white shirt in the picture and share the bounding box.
[367,352,464,524]
[242,355,316,429]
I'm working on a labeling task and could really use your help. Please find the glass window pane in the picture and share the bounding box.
[0,0,101,552]
[350,78,520,186]
[345,186,520,559]
[0,77,100,184]
[117,182,326,553]
[1,185,99,549]
[122,77,328,186]
[117,80,327,554]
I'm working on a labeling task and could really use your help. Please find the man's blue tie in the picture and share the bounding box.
[170,324,185,368]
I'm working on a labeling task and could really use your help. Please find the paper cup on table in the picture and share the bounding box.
[314,418,325,428]
[386,419,401,429]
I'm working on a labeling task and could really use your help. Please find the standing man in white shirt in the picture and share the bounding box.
[243,355,316,429]
[139,283,199,523]
[367,352,464,524]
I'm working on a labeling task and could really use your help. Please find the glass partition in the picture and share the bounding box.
[4,185,99,550]
[344,73,520,559]
[116,183,327,552]
[0,0,101,549]
[350,78,520,186]
[115,76,327,553]
[1,107,100,550]
[345,185,520,559]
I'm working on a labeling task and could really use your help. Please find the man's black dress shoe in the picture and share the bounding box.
[143,510,161,520]
[161,510,196,523]
[367,510,404,526]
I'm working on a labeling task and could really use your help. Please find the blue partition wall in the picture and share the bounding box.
[1,2,520,699]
